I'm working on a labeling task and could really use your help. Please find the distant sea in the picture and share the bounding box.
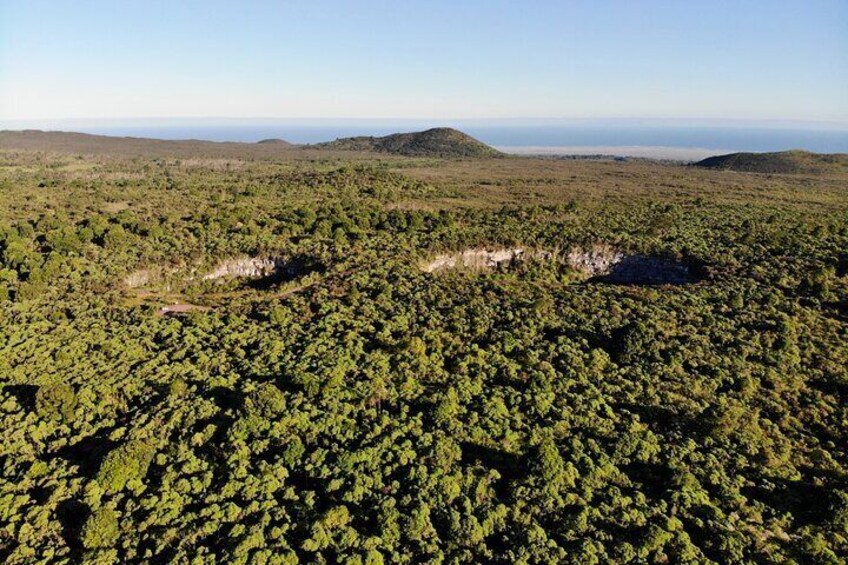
[3,119,847,160]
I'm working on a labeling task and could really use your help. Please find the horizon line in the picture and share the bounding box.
[2,116,848,128]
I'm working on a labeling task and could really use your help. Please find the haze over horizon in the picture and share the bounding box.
[1,0,846,123]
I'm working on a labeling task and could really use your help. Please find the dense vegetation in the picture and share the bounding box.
[0,136,847,564]
[313,128,503,158]
[694,150,848,175]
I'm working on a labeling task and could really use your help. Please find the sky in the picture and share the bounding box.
[0,0,846,123]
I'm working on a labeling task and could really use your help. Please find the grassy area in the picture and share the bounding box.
[695,149,848,175]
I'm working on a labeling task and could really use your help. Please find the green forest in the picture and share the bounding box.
[1,141,847,564]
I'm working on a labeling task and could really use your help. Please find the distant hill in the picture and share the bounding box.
[0,130,297,158]
[313,128,502,158]
[0,129,502,159]
[694,150,848,174]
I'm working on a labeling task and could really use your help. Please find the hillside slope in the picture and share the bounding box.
[314,127,502,158]
[0,130,295,158]
[694,150,848,174]
[256,138,292,145]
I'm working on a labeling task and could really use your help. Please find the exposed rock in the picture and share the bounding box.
[123,266,182,288]
[124,269,153,288]
[203,256,289,280]
[201,255,321,289]
[157,304,211,317]
[567,244,696,285]
[423,244,698,285]
[422,248,528,273]
[566,244,624,277]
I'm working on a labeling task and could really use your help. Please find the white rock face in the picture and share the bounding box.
[423,248,527,273]
[123,266,182,288]
[203,257,284,280]
[124,269,153,288]
[421,243,693,284]
[422,244,630,276]
[567,244,693,284]
[565,244,625,276]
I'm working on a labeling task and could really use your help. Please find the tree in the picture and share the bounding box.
[81,506,120,550]
[97,438,156,494]
[35,383,77,422]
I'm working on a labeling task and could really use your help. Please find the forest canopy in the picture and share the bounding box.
[0,140,847,564]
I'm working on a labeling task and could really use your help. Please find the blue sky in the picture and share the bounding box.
[1,0,846,122]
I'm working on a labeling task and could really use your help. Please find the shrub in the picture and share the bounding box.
[244,382,287,417]
[35,383,77,422]
[96,438,156,494]
[81,506,120,549]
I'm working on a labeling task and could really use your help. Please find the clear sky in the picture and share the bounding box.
[1,0,846,122]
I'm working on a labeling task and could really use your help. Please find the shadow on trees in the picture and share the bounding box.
[244,255,325,291]
[56,499,89,561]
[836,254,848,278]
[0,531,16,562]
[615,402,699,436]
[53,431,118,478]
[622,461,675,501]
[461,441,526,498]
[822,298,848,323]
[202,385,245,411]
[30,485,53,505]
[590,255,706,286]
[742,476,839,527]
[3,384,38,412]
[808,376,848,406]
